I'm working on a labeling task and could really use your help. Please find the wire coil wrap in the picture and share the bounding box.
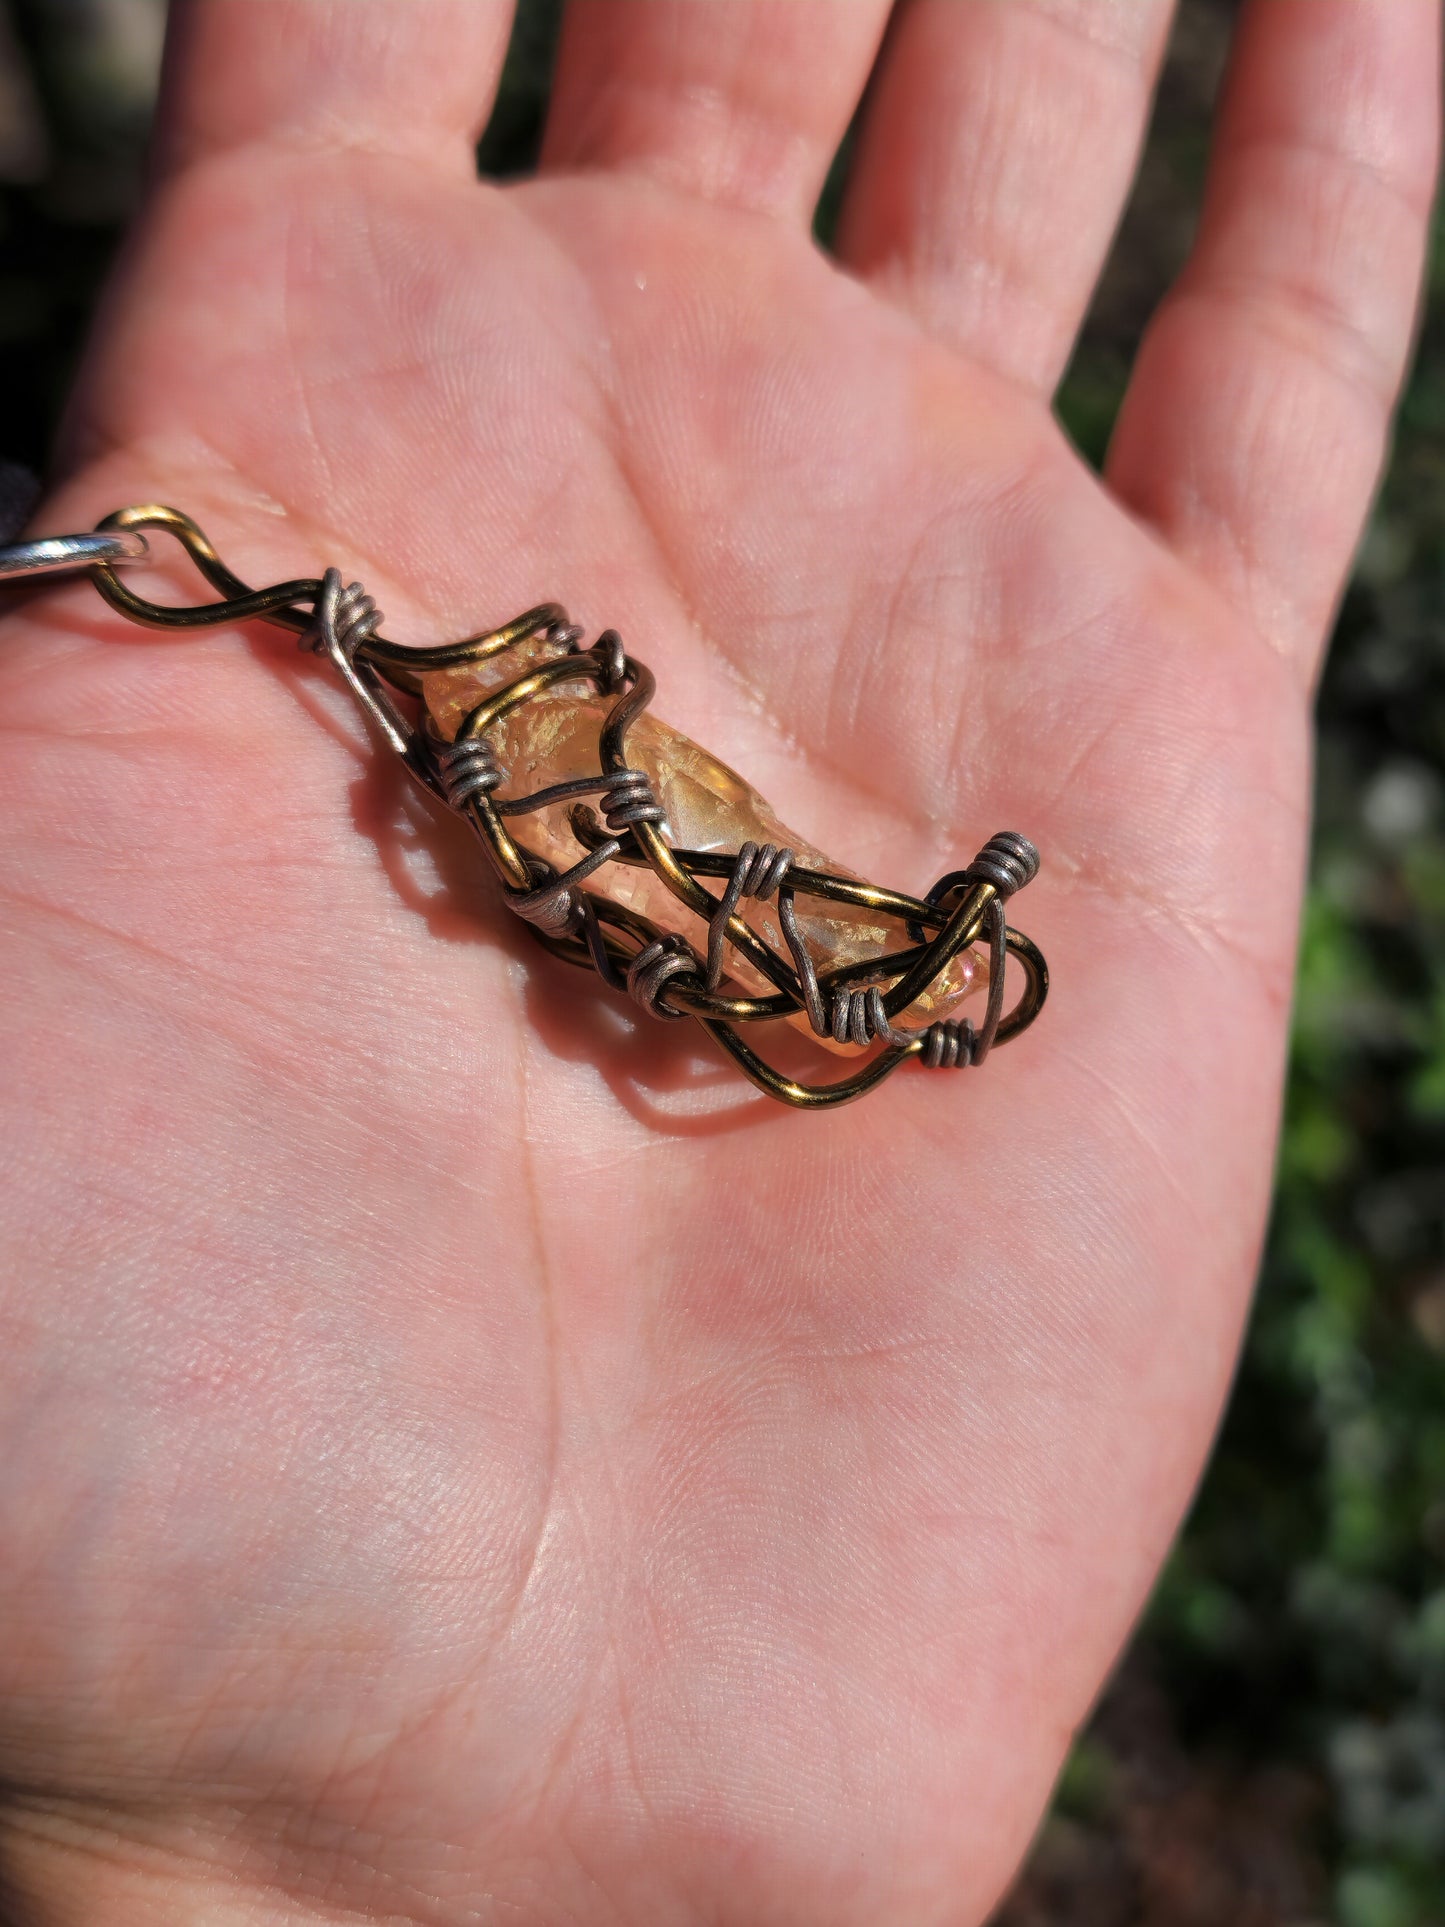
[76,506,1049,1110]
[600,769,665,833]
[433,735,503,810]
[626,936,698,1020]
[307,567,382,661]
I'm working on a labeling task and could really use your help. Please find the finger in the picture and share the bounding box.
[1108,0,1441,673]
[834,0,1177,392]
[540,0,892,221]
[157,0,516,173]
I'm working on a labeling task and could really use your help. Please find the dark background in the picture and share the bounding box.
[2,3,1443,1921]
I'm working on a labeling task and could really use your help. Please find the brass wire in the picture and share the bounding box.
[80,507,1048,1108]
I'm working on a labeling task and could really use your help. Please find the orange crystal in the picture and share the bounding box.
[422,640,981,1042]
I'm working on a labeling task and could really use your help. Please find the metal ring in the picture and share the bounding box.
[0,529,151,581]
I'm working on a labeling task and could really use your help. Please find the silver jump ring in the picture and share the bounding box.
[0,530,151,581]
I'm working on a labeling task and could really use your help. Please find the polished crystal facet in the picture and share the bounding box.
[423,641,981,1043]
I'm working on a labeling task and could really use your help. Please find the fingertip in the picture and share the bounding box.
[157,0,516,173]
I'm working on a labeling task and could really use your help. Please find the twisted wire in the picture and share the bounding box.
[707,841,795,991]
[626,935,696,1021]
[306,566,382,661]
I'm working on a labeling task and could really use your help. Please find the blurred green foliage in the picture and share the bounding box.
[1009,16,1445,1923]
[1,1,1442,1920]
[1131,217,1445,1915]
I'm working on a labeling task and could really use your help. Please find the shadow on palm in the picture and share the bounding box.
[347,723,777,1135]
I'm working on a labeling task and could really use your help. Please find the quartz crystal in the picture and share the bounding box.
[423,639,982,1044]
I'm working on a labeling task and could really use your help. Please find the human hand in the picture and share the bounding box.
[1,2,1438,1920]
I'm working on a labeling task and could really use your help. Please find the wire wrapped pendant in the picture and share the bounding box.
[1,504,1048,1108]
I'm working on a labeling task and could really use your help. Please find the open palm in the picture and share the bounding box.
[1,2,1438,1921]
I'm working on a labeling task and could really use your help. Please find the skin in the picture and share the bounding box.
[0,0,1438,1920]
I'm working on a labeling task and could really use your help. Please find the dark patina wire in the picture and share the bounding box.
[74,504,1048,1109]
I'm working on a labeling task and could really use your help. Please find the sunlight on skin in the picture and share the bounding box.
[0,1,1438,1922]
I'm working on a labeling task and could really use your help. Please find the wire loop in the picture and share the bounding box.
[626,935,697,1021]
[508,846,620,934]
